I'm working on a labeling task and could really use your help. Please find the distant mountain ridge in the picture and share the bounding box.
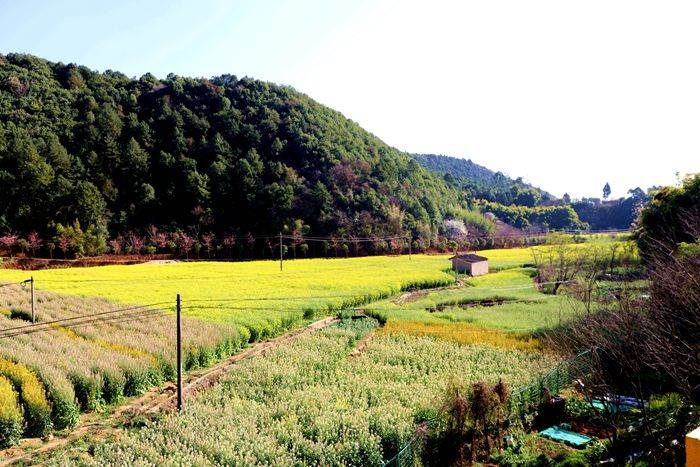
[411,153,553,205]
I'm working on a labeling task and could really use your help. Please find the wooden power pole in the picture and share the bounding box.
[30,276,35,323]
[176,293,183,411]
[279,232,283,271]
[407,236,412,261]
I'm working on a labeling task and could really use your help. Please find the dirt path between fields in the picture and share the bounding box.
[350,331,374,357]
[0,316,338,466]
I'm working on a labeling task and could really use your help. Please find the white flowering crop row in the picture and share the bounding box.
[0,285,247,440]
[47,319,558,466]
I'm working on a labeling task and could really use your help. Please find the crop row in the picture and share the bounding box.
[44,319,559,465]
[0,286,250,446]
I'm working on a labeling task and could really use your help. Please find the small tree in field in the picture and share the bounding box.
[0,234,19,257]
[109,237,123,255]
[222,234,236,258]
[531,235,586,295]
[176,232,195,259]
[26,231,43,257]
[127,233,145,255]
[201,232,215,258]
[246,233,255,259]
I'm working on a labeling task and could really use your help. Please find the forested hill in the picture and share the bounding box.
[0,53,462,246]
[412,153,552,206]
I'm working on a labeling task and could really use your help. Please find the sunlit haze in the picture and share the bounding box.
[2,0,698,198]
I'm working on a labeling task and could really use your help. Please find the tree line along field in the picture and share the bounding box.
[0,238,630,459]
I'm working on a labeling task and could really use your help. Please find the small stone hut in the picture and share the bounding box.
[450,253,489,276]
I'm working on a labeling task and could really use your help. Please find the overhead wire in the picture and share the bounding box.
[0,307,172,339]
[0,302,170,336]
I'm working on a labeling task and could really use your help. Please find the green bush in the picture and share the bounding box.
[564,395,595,420]
[47,390,79,431]
[23,365,79,431]
[0,358,52,437]
[0,375,23,448]
[554,451,588,467]
[123,366,163,397]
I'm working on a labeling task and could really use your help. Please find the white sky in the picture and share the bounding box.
[2,0,699,199]
[286,1,700,199]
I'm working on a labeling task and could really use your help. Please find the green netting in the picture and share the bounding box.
[508,349,592,417]
[383,434,421,467]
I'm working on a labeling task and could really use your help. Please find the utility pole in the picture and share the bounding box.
[176,294,183,411]
[30,276,35,323]
[407,236,412,261]
[279,232,283,271]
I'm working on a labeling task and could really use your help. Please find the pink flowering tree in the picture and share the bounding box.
[201,232,215,258]
[127,233,145,255]
[0,234,19,257]
[57,233,72,258]
[177,232,195,259]
[154,232,169,250]
[109,237,123,255]
[26,231,43,257]
[246,232,255,259]
[222,234,236,258]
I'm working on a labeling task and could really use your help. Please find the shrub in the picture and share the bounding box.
[46,388,79,431]
[9,308,33,321]
[123,366,163,397]
[101,370,126,404]
[0,358,52,437]
[0,375,23,448]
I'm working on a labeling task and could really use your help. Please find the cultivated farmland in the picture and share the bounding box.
[42,319,559,466]
[0,243,616,459]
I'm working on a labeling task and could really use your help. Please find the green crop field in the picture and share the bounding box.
[367,268,585,333]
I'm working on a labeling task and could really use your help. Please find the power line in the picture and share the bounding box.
[183,294,373,303]
[0,307,171,340]
[0,302,169,336]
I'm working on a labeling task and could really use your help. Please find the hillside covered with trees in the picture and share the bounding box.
[0,54,593,258]
[0,54,472,256]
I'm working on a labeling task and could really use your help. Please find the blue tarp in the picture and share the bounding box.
[539,424,593,448]
[592,395,644,413]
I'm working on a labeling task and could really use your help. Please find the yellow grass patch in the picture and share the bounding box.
[378,319,542,352]
[54,325,157,364]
